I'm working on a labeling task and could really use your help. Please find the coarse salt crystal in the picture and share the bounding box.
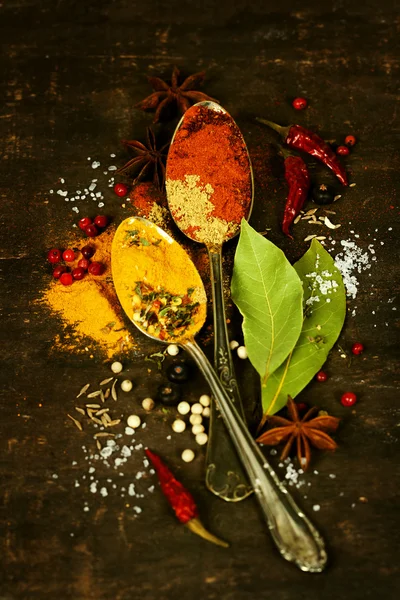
[91,161,100,169]
[121,446,132,458]
[100,447,112,459]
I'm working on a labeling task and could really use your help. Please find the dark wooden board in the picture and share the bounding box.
[1,1,399,599]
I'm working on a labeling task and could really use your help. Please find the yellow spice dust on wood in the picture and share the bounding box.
[40,228,136,359]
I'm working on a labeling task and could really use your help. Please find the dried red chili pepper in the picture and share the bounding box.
[145,448,228,547]
[281,153,310,238]
[256,118,348,186]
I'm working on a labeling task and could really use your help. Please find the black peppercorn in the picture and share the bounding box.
[311,183,336,205]
[156,382,182,406]
[166,362,190,383]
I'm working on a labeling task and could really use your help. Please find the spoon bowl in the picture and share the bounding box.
[112,216,207,344]
[167,101,254,246]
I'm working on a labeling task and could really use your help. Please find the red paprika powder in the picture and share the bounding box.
[166,104,252,245]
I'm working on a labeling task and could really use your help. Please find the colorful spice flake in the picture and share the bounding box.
[166,104,252,246]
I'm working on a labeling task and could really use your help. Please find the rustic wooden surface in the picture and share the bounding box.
[1,1,399,599]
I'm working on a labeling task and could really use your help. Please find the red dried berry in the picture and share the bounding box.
[351,342,364,355]
[341,392,357,407]
[88,261,105,276]
[77,258,90,271]
[47,248,62,264]
[292,97,308,110]
[316,371,328,382]
[60,272,73,286]
[81,245,95,259]
[345,135,356,147]
[336,145,350,156]
[53,265,67,279]
[62,249,75,262]
[72,267,86,280]
[79,217,92,231]
[114,183,128,197]
[94,215,109,228]
[84,224,99,238]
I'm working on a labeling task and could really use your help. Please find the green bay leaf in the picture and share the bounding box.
[231,220,303,383]
[261,239,346,417]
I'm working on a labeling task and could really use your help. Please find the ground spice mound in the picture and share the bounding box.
[129,182,169,228]
[41,228,135,359]
[166,104,252,245]
[112,217,207,343]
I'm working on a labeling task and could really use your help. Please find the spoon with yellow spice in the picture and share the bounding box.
[165,101,253,502]
[111,216,327,573]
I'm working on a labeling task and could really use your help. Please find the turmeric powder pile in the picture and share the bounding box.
[112,217,207,342]
[41,228,136,359]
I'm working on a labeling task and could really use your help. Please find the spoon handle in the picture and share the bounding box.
[184,339,327,573]
[205,248,253,501]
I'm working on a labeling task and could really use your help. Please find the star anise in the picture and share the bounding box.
[117,127,168,189]
[136,66,218,123]
[256,397,340,470]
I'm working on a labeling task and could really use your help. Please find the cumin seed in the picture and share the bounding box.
[87,390,101,399]
[111,379,118,401]
[304,234,317,242]
[108,419,121,427]
[100,390,105,403]
[68,414,83,431]
[94,432,115,438]
[104,389,110,400]
[305,208,318,216]
[75,407,85,415]
[100,377,114,386]
[96,440,102,451]
[294,215,301,225]
[76,384,90,399]
[95,408,110,416]
[86,403,101,409]
[91,416,103,426]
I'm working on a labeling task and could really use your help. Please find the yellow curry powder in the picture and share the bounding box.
[41,228,135,359]
[112,217,207,342]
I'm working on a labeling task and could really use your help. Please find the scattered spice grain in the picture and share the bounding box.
[68,414,83,431]
[76,384,90,398]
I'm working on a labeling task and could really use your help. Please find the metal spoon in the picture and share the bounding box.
[165,101,253,502]
[111,216,327,573]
